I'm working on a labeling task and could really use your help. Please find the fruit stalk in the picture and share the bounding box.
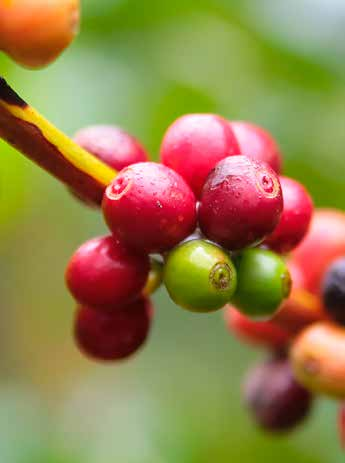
[0,76,116,205]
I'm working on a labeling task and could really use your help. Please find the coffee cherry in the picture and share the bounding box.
[0,0,79,68]
[199,156,283,250]
[229,121,283,174]
[74,125,149,171]
[322,257,345,325]
[74,297,152,361]
[225,306,291,350]
[291,209,345,295]
[272,288,325,336]
[291,322,345,399]
[160,114,240,197]
[102,162,197,254]
[163,240,237,313]
[66,236,150,310]
[244,357,312,432]
[142,257,164,296]
[232,248,291,318]
[264,177,313,254]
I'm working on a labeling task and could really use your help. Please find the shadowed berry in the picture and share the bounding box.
[74,297,152,361]
[272,287,325,336]
[291,322,345,399]
[264,176,313,254]
[164,240,237,313]
[199,156,283,250]
[0,0,79,68]
[225,306,291,350]
[229,121,282,173]
[102,162,197,254]
[244,357,312,432]
[232,248,291,318]
[74,125,149,171]
[322,257,345,325]
[66,236,150,310]
[291,209,345,295]
[160,114,240,197]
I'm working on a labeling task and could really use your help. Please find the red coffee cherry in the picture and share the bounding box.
[291,209,345,295]
[199,156,283,250]
[244,357,313,432]
[160,114,240,197]
[225,306,291,351]
[264,176,313,254]
[66,236,150,310]
[229,121,282,174]
[74,125,149,171]
[102,162,197,253]
[74,297,152,361]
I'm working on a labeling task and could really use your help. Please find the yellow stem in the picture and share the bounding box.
[0,76,116,205]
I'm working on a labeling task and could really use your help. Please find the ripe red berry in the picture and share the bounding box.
[74,125,149,171]
[66,236,150,309]
[291,209,345,295]
[102,162,197,253]
[244,357,312,432]
[74,297,152,361]
[229,121,282,173]
[160,114,240,197]
[264,176,313,254]
[225,306,291,351]
[199,156,283,250]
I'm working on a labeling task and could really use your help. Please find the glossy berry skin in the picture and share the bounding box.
[264,177,313,254]
[244,357,312,432]
[0,0,79,68]
[160,114,241,197]
[291,209,345,295]
[199,156,283,250]
[66,236,150,310]
[291,322,345,399]
[74,125,149,171]
[225,306,291,351]
[102,162,197,254]
[230,121,282,174]
[163,240,237,313]
[322,257,345,325]
[74,297,152,361]
[232,248,291,318]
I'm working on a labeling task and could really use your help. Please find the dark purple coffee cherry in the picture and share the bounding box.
[244,356,313,432]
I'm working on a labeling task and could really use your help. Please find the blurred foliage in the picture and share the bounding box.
[1,0,345,461]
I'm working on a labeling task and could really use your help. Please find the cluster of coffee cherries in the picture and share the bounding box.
[227,207,345,441]
[65,114,345,441]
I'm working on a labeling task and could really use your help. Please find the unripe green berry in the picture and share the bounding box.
[163,240,237,313]
[232,248,291,318]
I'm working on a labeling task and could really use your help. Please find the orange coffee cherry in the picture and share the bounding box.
[291,322,345,398]
[0,0,80,68]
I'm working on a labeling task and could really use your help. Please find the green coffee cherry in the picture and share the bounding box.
[163,240,237,313]
[232,248,291,318]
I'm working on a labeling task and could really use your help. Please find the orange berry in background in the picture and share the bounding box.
[272,287,326,336]
[0,0,80,68]
[291,322,345,399]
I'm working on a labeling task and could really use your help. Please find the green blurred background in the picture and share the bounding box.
[0,0,344,461]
